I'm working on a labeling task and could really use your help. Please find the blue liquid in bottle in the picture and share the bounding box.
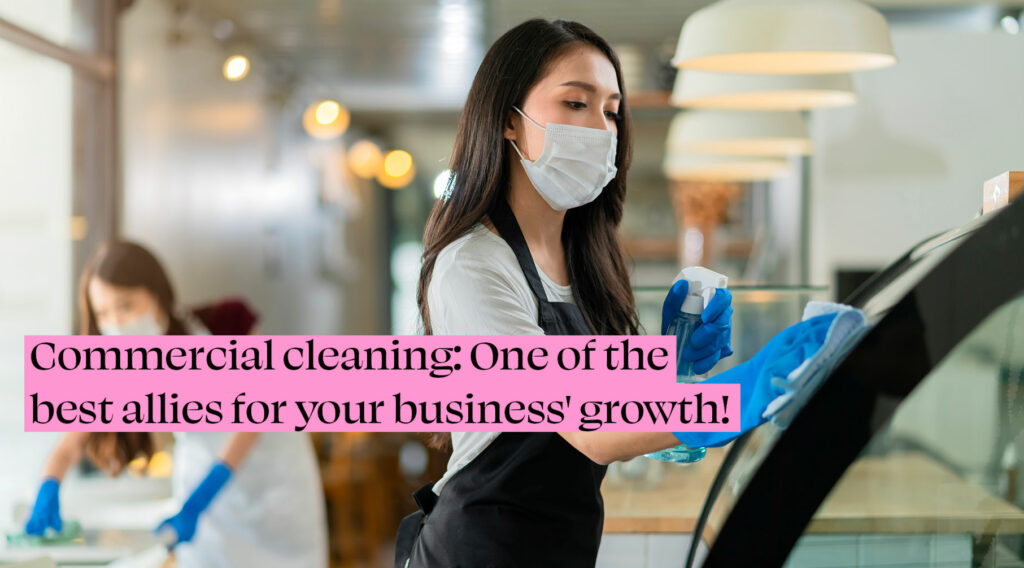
[646,311,707,464]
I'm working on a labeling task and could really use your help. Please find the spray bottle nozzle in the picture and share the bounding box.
[674,266,729,315]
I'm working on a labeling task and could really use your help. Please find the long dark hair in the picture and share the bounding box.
[417,19,640,448]
[79,240,187,336]
[78,240,183,472]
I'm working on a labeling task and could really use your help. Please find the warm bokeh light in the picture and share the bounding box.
[222,55,250,81]
[348,140,383,179]
[315,100,341,125]
[302,99,350,140]
[383,150,413,177]
[377,168,416,189]
[70,216,88,241]
[147,451,174,478]
[377,151,416,189]
[125,450,173,478]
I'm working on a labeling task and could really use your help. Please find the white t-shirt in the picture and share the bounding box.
[427,222,576,493]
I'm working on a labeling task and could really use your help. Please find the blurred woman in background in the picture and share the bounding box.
[24,240,328,568]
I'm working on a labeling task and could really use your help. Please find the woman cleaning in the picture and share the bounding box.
[23,240,328,568]
[404,19,735,567]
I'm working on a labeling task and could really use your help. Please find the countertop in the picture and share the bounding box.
[601,449,1024,541]
[0,475,176,566]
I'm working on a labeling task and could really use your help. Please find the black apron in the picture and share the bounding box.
[396,199,607,568]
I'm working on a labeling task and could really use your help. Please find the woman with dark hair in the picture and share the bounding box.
[24,240,328,568]
[404,19,733,566]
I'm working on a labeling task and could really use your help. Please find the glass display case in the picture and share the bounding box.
[600,197,1024,568]
[694,197,1024,567]
[598,286,828,561]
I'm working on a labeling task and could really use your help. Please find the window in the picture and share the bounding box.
[0,0,118,513]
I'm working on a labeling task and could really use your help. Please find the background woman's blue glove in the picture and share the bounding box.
[156,461,232,546]
[673,312,838,449]
[24,477,61,535]
[661,279,734,374]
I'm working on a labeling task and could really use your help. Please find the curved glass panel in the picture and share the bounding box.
[697,197,1024,568]
[780,294,1024,567]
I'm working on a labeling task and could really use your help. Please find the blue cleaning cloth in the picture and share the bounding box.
[762,302,869,428]
[674,312,839,448]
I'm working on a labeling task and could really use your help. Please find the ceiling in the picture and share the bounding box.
[180,0,1023,111]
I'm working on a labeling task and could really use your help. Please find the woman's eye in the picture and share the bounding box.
[564,101,586,110]
[605,110,621,120]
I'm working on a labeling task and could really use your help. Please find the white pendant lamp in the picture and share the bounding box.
[667,110,811,157]
[663,153,792,182]
[671,69,857,110]
[672,0,896,74]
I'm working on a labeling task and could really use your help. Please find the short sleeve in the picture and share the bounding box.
[428,248,544,336]
[426,230,543,495]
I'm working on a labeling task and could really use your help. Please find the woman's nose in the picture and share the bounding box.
[585,110,614,132]
[111,312,132,326]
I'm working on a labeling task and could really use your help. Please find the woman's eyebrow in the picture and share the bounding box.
[559,80,621,100]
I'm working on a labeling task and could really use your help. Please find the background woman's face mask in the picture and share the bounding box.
[509,106,618,211]
[99,310,167,336]
[88,277,169,335]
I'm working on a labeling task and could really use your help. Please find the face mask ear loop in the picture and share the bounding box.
[512,106,545,131]
[510,106,545,164]
[509,139,528,161]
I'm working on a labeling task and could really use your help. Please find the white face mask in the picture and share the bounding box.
[99,310,167,336]
[509,106,618,211]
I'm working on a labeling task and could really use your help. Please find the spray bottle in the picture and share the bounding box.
[647,266,728,464]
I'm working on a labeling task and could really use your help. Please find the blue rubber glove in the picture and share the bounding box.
[661,280,734,374]
[155,462,232,546]
[24,477,62,535]
[674,312,838,448]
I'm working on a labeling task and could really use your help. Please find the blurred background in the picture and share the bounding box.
[1,1,1023,567]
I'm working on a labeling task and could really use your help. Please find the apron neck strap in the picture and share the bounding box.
[487,198,556,311]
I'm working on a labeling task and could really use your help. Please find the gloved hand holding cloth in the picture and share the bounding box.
[674,302,867,449]
[24,477,62,536]
[156,461,233,547]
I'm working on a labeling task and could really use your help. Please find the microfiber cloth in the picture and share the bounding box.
[761,301,869,427]
[673,302,868,449]
[5,520,83,547]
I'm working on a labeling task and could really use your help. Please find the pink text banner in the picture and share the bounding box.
[24,335,740,433]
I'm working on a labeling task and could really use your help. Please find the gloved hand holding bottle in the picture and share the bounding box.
[156,461,233,547]
[649,267,733,463]
[24,477,62,536]
[660,268,733,376]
